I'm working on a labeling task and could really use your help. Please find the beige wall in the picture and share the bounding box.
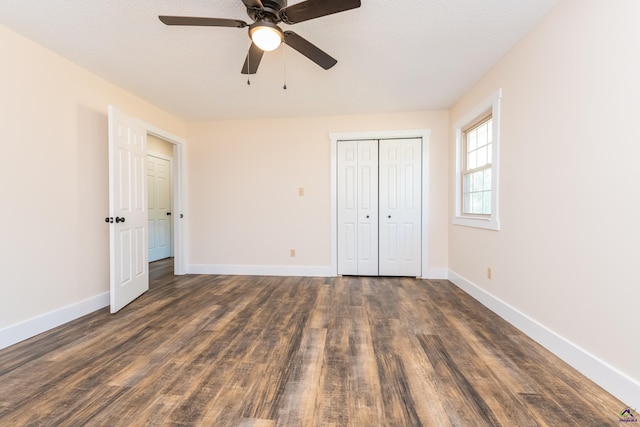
[186,111,449,271]
[0,26,185,329]
[449,0,640,385]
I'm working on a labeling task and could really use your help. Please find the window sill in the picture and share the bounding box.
[452,216,500,231]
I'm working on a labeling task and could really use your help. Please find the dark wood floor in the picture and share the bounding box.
[0,259,624,426]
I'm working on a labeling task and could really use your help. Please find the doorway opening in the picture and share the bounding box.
[147,135,174,264]
[146,134,174,280]
[146,124,185,280]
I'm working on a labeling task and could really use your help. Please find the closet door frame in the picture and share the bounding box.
[330,129,431,278]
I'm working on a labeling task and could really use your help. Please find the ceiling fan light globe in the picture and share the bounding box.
[250,26,283,51]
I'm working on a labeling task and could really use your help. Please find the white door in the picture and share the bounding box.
[108,106,149,313]
[379,138,422,276]
[337,140,378,275]
[147,155,172,262]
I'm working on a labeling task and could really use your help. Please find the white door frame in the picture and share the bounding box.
[330,129,431,278]
[145,123,187,275]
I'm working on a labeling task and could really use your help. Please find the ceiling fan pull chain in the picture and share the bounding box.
[247,46,251,85]
[282,44,287,90]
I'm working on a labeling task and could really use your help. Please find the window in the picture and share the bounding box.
[453,89,501,230]
[462,116,492,215]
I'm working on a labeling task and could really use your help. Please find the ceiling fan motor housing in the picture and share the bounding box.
[247,0,288,21]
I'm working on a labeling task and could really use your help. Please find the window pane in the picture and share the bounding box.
[472,192,483,213]
[472,170,484,192]
[483,167,492,190]
[477,123,487,147]
[463,193,471,213]
[477,146,487,168]
[468,131,477,151]
[483,191,492,214]
[467,151,476,170]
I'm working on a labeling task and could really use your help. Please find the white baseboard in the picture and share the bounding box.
[189,265,450,279]
[187,264,333,277]
[0,292,110,350]
[423,268,449,280]
[448,270,640,407]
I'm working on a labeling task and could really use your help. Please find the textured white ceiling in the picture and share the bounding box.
[0,0,559,121]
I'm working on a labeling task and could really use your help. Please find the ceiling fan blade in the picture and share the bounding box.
[241,0,264,10]
[159,16,248,28]
[283,31,337,70]
[280,0,361,24]
[241,43,265,74]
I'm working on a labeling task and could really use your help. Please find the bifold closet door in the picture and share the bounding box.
[337,140,379,275]
[378,138,422,276]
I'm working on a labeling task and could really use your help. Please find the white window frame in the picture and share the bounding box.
[453,89,501,231]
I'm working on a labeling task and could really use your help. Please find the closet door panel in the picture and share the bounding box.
[337,141,358,275]
[400,139,422,276]
[337,140,378,275]
[379,138,422,276]
[379,140,400,275]
[356,140,379,275]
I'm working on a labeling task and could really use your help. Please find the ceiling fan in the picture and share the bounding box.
[159,0,361,75]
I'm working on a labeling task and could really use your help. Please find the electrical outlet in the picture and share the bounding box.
[290,249,296,257]
[487,267,492,280]
[298,187,304,196]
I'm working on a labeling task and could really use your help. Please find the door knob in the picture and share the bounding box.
[388,215,391,218]
[366,215,369,218]
[115,217,126,223]
[166,212,172,216]
[104,217,113,223]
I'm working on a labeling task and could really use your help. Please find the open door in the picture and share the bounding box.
[108,106,149,313]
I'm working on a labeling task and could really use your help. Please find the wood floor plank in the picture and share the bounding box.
[238,418,275,427]
[346,305,384,427]
[375,352,423,426]
[417,333,500,426]
[274,327,327,426]
[441,316,539,426]
[319,277,352,426]
[0,259,626,426]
